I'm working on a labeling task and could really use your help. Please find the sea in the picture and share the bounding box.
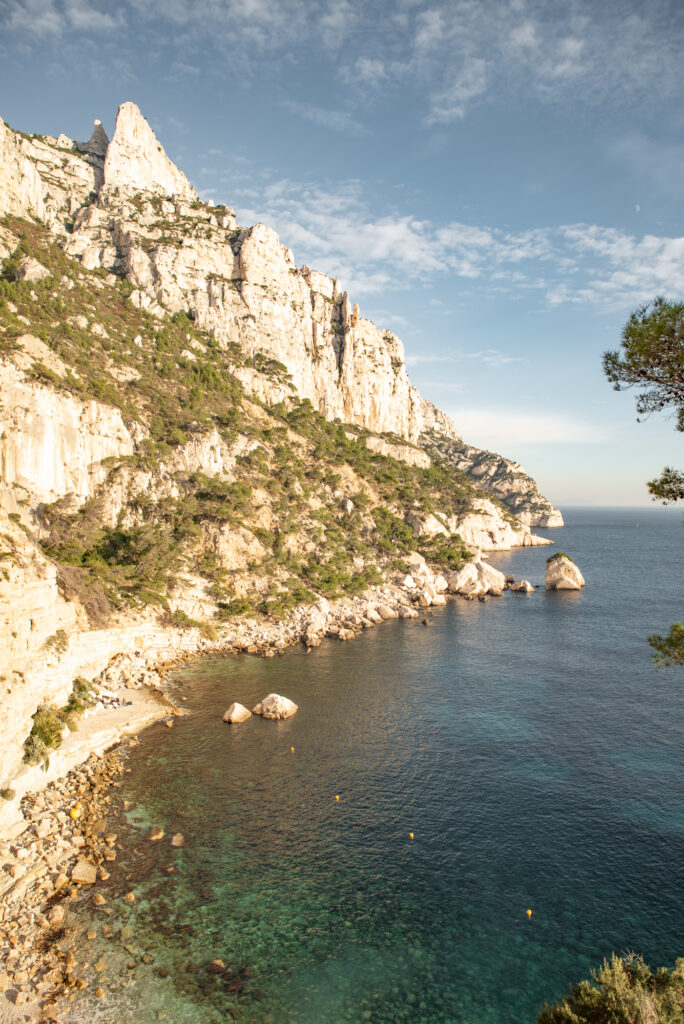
[65,507,684,1024]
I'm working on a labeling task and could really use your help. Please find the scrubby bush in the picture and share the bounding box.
[538,953,684,1024]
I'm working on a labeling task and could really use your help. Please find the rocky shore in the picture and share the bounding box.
[0,551,545,1022]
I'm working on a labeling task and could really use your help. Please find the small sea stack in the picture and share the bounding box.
[545,553,585,591]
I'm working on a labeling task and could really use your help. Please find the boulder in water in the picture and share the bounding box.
[510,579,535,593]
[223,702,251,724]
[252,693,298,720]
[545,553,585,591]
[447,557,506,597]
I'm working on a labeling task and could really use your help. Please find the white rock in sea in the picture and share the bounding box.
[252,693,298,720]
[545,554,585,591]
[222,702,251,724]
[510,579,535,593]
[447,558,507,597]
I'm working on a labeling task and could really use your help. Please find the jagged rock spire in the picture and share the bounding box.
[75,119,109,159]
[103,101,197,199]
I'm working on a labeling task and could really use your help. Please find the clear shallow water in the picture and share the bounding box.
[69,508,684,1023]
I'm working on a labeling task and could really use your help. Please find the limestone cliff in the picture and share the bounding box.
[0,102,564,798]
[0,101,560,529]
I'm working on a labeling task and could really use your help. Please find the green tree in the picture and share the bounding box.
[603,297,684,666]
[538,954,684,1024]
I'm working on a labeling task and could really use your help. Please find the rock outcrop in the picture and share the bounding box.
[0,102,559,531]
[447,556,507,597]
[103,102,196,200]
[545,554,585,591]
[0,360,134,513]
[252,694,298,720]
[222,703,251,724]
[0,102,567,806]
[423,431,563,528]
[510,579,535,593]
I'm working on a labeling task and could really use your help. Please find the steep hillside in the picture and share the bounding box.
[0,102,559,799]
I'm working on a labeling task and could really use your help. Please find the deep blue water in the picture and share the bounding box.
[70,508,684,1024]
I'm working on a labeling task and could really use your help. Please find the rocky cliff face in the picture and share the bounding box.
[0,356,134,514]
[0,101,561,526]
[0,102,565,800]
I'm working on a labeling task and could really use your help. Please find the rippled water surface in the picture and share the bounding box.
[71,508,684,1023]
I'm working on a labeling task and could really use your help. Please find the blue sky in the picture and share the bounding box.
[2,0,684,507]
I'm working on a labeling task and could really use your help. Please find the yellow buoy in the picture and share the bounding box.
[69,803,82,820]
[526,909,532,919]
[335,795,340,802]
[409,832,414,840]
[290,747,295,753]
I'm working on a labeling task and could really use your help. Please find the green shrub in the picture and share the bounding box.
[23,705,64,764]
[538,953,684,1024]
[217,597,254,617]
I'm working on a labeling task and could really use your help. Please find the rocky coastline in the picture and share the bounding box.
[0,544,555,1020]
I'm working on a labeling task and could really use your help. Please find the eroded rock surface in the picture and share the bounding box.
[545,554,585,591]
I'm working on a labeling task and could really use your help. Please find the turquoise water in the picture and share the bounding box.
[69,508,684,1023]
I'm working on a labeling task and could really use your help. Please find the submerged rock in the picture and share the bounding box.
[252,693,298,720]
[545,554,585,591]
[222,702,251,724]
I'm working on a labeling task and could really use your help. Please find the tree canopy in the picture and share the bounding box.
[603,297,684,667]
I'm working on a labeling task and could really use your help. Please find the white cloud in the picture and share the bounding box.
[234,177,684,308]
[4,0,125,34]
[4,0,64,35]
[281,100,367,136]
[448,407,607,447]
[64,0,124,31]
[5,0,683,124]
[427,57,488,123]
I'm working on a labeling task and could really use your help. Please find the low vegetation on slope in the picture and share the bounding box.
[1,216,481,629]
[538,954,684,1024]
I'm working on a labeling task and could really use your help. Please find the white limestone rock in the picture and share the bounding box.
[0,361,135,510]
[447,558,507,597]
[103,102,197,199]
[252,693,298,720]
[450,499,552,552]
[222,703,251,724]
[545,554,585,591]
[15,256,50,282]
[510,579,535,593]
[405,511,449,538]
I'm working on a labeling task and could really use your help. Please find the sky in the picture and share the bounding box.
[2,0,684,507]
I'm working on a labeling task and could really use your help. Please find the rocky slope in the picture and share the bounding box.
[0,103,561,527]
[0,102,560,809]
